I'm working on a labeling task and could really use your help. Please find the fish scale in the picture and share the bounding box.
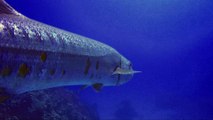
[0,14,116,56]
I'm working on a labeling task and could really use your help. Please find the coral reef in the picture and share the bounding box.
[0,88,99,120]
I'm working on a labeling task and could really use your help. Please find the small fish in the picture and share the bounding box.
[0,0,140,101]
[113,67,141,75]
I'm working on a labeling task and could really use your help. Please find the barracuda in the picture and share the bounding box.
[0,0,140,101]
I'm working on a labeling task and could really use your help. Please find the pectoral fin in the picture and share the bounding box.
[92,83,103,92]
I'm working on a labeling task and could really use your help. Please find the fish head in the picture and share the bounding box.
[111,55,141,85]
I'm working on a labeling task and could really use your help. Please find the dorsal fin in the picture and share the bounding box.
[0,0,21,16]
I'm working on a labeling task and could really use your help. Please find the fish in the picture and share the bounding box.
[0,0,140,101]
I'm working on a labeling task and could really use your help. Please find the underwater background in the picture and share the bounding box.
[6,0,213,119]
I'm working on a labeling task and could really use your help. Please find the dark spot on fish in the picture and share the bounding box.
[80,85,88,90]
[49,69,55,76]
[96,61,99,70]
[18,63,30,78]
[40,52,47,62]
[1,66,12,77]
[62,69,66,75]
[84,58,91,75]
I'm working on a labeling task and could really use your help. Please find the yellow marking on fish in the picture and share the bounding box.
[40,52,47,62]
[0,66,12,77]
[18,63,30,78]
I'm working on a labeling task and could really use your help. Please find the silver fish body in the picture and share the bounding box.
[0,0,134,94]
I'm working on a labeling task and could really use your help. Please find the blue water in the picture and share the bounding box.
[7,0,213,119]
